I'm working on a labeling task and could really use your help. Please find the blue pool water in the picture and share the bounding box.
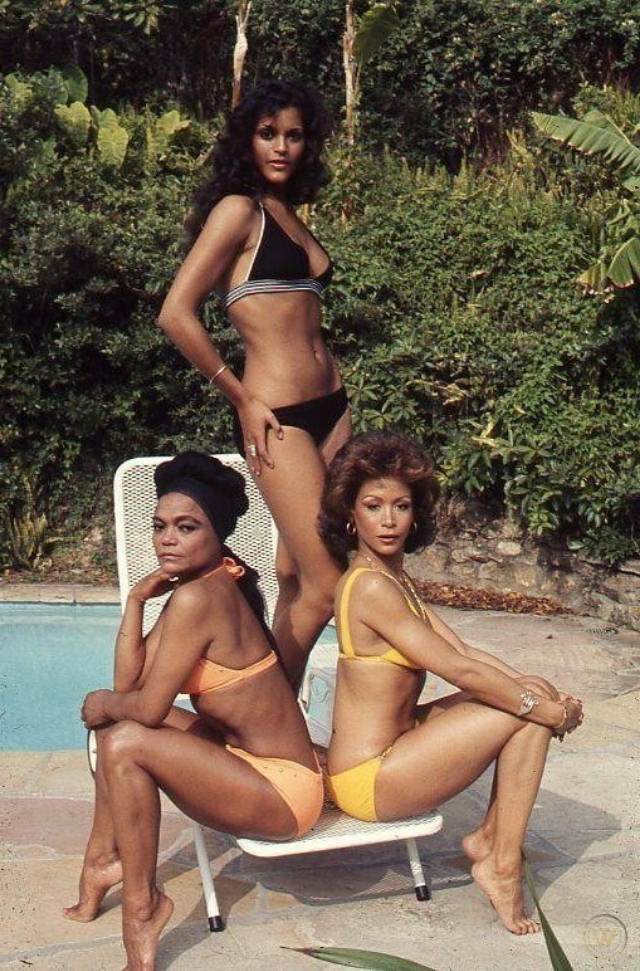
[0,603,339,751]
[0,602,120,750]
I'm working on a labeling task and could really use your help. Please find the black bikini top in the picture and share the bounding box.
[223,202,333,309]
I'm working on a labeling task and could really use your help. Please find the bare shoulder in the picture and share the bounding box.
[345,567,406,611]
[205,194,257,233]
[165,579,213,618]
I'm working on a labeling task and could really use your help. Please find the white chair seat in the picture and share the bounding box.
[238,807,443,857]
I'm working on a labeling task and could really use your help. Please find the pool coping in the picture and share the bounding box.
[0,582,120,604]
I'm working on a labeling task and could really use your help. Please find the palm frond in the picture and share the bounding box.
[284,946,439,970]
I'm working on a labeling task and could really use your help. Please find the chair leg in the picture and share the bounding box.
[191,821,225,931]
[405,837,430,901]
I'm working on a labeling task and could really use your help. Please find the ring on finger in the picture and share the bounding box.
[247,444,257,457]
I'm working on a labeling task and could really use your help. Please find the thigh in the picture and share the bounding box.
[415,690,469,723]
[254,428,342,584]
[375,697,521,820]
[111,722,298,839]
[274,534,297,583]
[319,405,352,463]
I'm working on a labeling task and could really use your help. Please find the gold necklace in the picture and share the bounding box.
[358,551,428,623]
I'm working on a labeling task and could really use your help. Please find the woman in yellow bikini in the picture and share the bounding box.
[318,431,584,936]
[63,451,322,971]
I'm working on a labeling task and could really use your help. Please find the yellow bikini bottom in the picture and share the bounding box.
[325,745,393,823]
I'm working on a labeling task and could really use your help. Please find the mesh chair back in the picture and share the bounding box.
[113,454,278,632]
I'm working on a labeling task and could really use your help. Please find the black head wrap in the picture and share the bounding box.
[154,451,249,542]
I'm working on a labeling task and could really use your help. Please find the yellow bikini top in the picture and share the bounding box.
[337,567,423,670]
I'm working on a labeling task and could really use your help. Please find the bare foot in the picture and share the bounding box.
[472,857,540,935]
[122,891,174,971]
[62,857,123,922]
[462,828,493,864]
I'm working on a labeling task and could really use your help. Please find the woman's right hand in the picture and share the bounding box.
[554,695,584,738]
[237,396,284,476]
[129,569,177,605]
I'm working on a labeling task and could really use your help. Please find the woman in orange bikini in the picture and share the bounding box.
[63,451,322,971]
[319,431,584,936]
[158,79,351,686]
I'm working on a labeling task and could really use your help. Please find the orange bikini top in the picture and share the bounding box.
[337,567,423,670]
[180,557,278,695]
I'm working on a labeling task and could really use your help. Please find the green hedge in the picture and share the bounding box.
[1,70,639,568]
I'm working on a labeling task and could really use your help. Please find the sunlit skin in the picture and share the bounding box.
[251,108,306,196]
[151,493,222,582]
[352,477,414,571]
[63,490,320,970]
[328,474,584,935]
[157,99,351,686]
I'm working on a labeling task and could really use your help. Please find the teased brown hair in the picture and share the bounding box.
[318,431,439,564]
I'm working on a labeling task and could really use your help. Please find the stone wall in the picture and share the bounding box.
[409,503,640,631]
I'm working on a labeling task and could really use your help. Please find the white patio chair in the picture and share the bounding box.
[109,454,443,931]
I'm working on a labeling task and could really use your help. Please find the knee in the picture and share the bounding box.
[100,721,146,769]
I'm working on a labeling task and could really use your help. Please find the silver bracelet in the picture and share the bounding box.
[518,690,540,716]
[209,363,228,384]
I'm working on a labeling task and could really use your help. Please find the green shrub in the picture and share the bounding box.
[0,68,235,561]
[317,137,640,563]
[2,69,639,568]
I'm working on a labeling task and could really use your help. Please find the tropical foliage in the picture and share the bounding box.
[533,106,640,290]
[2,7,640,570]
[1,0,639,161]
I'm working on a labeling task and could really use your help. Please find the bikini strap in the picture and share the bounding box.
[201,556,245,581]
[338,567,375,658]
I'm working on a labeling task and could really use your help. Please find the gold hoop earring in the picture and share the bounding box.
[346,521,356,536]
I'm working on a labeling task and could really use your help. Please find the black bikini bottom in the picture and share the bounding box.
[233,386,349,457]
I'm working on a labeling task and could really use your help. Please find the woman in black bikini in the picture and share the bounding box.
[158,79,350,686]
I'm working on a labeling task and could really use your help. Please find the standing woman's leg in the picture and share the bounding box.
[271,538,301,627]
[253,412,351,685]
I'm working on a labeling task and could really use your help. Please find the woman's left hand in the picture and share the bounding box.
[81,689,113,729]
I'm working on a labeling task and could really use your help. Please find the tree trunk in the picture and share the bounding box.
[232,1,252,109]
[343,1,357,146]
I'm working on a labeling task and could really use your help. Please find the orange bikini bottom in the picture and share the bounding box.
[227,745,324,837]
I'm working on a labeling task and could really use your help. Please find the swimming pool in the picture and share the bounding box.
[0,602,120,751]
[0,603,339,751]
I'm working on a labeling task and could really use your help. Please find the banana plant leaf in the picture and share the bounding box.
[353,4,400,67]
[524,861,575,970]
[531,112,640,176]
[284,946,439,970]
[606,235,640,288]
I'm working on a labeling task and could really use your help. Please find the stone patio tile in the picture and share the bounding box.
[2,797,191,861]
[73,586,120,604]
[0,584,75,603]
[0,751,50,794]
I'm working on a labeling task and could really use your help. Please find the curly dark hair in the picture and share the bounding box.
[318,431,439,563]
[184,79,331,250]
